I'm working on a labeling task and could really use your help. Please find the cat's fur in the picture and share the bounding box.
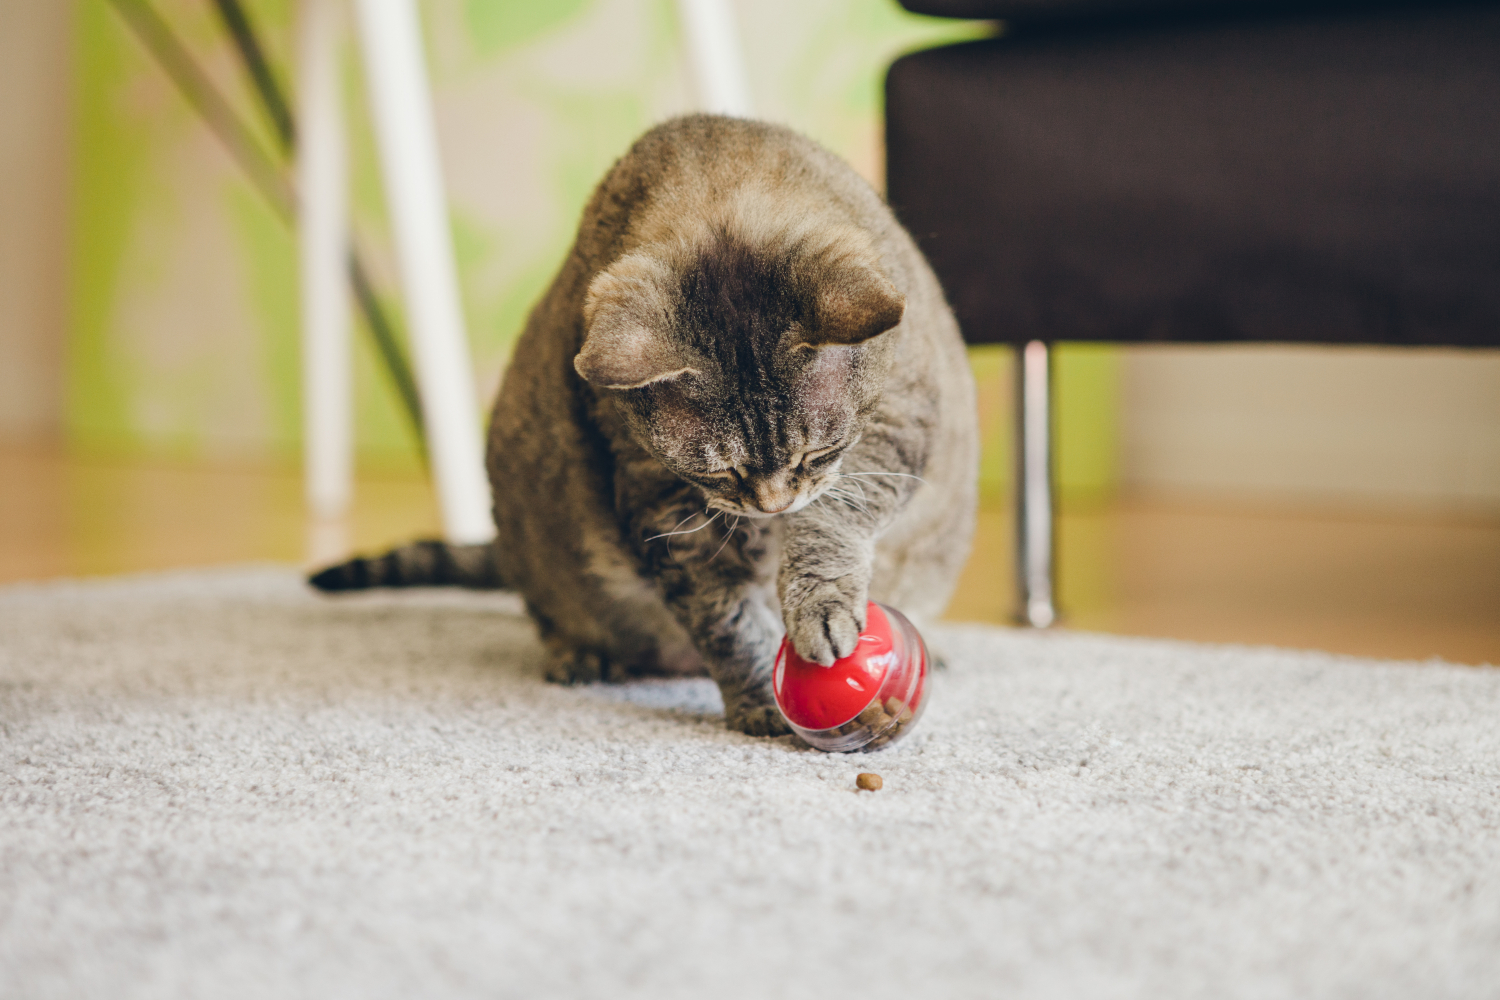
[312,115,978,736]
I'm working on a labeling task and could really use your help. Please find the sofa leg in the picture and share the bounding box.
[1015,340,1058,627]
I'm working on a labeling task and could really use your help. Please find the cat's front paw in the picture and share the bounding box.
[725,698,792,737]
[545,646,626,684]
[784,579,867,666]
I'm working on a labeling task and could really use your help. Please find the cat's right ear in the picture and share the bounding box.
[575,260,697,390]
[574,321,695,390]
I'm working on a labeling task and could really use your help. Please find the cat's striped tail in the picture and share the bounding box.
[308,540,508,592]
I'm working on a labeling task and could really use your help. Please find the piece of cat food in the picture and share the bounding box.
[856,772,883,791]
[773,601,929,753]
[885,697,915,725]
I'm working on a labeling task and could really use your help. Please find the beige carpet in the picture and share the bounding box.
[2,567,1498,999]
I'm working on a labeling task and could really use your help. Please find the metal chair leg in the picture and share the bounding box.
[1016,340,1058,627]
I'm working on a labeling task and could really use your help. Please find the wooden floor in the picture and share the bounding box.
[3,441,1496,665]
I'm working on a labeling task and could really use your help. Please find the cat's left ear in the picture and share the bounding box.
[803,262,906,348]
[575,258,697,390]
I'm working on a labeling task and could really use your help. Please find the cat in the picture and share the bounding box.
[312,115,978,737]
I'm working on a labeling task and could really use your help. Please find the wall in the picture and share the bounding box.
[0,1,72,440]
[52,0,1500,513]
[67,0,986,467]
[1123,346,1500,513]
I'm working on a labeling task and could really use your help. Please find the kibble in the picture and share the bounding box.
[815,695,920,751]
[856,772,883,791]
[884,697,914,725]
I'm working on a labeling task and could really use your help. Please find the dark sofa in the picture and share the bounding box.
[885,0,1500,624]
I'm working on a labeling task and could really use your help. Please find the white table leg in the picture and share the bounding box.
[675,0,752,116]
[298,0,352,531]
[352,0,494,545]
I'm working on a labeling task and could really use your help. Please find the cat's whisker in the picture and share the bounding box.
[830,476,870,502]
[665,508,702,534]
[647,508,705,543]
[645,509,719,543]
[672,510,723,558]
[823,485,870,511]
[709,516,742,562]
[840,471,928,484]
[818,490,863,513]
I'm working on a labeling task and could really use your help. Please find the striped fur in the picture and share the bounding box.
[309,541,505,592]
[308,116,978,737]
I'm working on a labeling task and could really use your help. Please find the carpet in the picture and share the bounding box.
[2,567,1497,999]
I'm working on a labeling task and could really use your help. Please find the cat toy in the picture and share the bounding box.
[773,602,929,753]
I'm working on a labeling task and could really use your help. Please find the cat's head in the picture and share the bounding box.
[574,225,904,518]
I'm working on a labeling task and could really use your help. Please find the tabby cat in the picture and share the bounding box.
[313,115,978,737]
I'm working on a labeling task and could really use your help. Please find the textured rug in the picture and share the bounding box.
[1,567,1497,1000]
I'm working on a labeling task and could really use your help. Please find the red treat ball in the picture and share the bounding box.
[773,602,928,753]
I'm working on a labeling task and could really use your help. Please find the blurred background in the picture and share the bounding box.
[2,0,1497,663]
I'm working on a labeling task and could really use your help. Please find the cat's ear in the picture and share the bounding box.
[574,317,694,389]
[575,259,697,390]
[804,262,905,348]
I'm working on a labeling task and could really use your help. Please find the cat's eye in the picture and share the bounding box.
[798,444,842,469]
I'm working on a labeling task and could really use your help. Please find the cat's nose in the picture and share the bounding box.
[750,477,795,514]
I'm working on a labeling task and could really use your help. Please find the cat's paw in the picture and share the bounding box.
[725,699,793,737]
[544,647,625,684]
[784,579,867,666]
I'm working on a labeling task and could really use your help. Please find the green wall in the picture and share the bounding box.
[71,0,1116,498]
